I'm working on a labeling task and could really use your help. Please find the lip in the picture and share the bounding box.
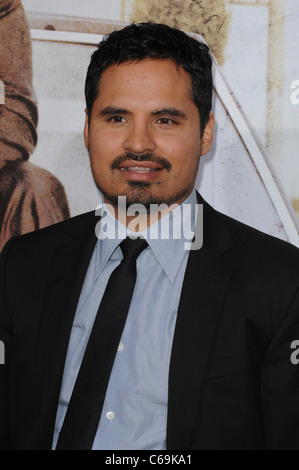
[117,160,164,181]
[118,160,164,170]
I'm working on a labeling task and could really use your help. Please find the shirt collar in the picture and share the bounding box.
[94,190,198,283]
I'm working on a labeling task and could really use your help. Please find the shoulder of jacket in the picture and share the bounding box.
[2,210,97,259]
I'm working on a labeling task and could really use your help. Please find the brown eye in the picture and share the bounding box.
[109,116,126,123]
[157,118,177,125]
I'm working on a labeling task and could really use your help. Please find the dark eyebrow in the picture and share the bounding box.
[97,106,188,119]
[98,106,130,116]
[151,108,187,119]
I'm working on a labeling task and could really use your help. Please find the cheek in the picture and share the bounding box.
[89,129,114,152]
[157,134,184,159]
[88,129,123,168]
[159,134,200,172]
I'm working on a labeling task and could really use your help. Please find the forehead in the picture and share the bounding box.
[95,59,194,108]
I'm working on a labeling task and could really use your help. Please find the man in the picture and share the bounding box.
[1,22,299,450]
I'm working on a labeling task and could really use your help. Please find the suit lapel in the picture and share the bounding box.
[166,196,235,450]
[24,212,99,449]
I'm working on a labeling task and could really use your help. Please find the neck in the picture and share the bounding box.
[104,196,192,232]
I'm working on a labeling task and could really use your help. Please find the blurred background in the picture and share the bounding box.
[1,0,299,248]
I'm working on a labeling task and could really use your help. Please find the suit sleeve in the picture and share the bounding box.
[0,238,15,449]
[261,285,299,449]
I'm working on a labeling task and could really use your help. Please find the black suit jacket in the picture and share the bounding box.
[1,193,299,450]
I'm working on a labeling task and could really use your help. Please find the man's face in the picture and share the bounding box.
[84,59,214,210]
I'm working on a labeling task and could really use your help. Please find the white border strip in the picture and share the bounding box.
[30,28,299,246]
[213,63,299,246]
[31,29,103,45]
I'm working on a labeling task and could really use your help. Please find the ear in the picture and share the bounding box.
[200,112,215,156]
[83,108,89,150]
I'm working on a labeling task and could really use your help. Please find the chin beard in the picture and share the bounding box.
[95,180,190,213]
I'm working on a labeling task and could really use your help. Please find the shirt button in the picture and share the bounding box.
[106,411,115,420]
[117,343,124,352]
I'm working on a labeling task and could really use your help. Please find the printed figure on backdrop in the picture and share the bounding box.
[0,22,299,451]
[0,0,70,251]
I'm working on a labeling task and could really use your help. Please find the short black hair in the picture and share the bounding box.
[85,22,213,135]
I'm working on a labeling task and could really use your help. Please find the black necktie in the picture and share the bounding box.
[55,236,148,450]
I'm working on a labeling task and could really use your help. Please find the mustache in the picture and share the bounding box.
[110,153,172,171]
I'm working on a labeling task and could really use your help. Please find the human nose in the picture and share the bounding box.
[123,121,156,154]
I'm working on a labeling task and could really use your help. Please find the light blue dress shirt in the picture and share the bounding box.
[52,191,197,450]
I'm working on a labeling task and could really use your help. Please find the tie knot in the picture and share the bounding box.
[120,236,148,260]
